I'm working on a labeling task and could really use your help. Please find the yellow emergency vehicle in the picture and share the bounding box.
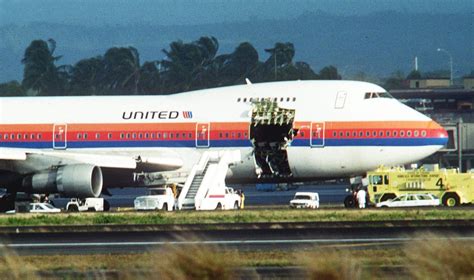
[367,164,474,207]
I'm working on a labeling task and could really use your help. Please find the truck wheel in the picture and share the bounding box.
[234,202,239,210]
[162,203,168,211]
[67,205,79,212]
[88,207,96,212]
[216,203,223,210]
[442,193,460,207]
[344,195,355,208]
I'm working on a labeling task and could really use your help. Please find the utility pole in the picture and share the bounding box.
[437,48,453,86]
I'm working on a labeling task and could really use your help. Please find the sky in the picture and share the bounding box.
[0,0,471,26]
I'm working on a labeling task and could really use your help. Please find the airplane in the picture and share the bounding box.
[0,80,448,208]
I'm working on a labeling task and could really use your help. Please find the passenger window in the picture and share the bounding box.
[407,131,412,137]
[400,131,405,137]
[243,98,247,102]
[386,131,390,137]
[393,131,398,137]
[237,98,241,102]
[366,131,370,137]
[83,133,88,139]
[333,132,337,137]
[379,131,383,137]
[31,134,35,140]
[163,133,167,139]
[219,133,223,138]
[189,133,192,138]
[176,133,180,139]
[95,133,100,139]
[108,133,113,139]
[414,130,419,137]
[132,133,136,139]
[421,130,427,137]
[359,132,363,137]
[77,133,82,139]
[139,133,143,139]
[292,97,296,102]
[38,134,42,140]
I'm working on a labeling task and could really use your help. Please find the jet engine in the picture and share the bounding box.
[22,164,103,198]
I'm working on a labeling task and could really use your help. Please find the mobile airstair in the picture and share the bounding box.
[178,150,241,210]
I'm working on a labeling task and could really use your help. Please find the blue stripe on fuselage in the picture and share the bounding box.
[0,137,447,149]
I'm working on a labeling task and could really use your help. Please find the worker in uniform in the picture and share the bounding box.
[357,188,367,209]
[240,190,245,209]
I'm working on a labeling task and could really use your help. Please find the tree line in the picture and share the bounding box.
[0,37,342,96]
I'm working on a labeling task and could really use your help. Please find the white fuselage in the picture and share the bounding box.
[0,80,448,186]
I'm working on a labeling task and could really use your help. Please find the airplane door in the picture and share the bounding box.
[53,124,67,149]
[335,91,347,109]
[196,123,210,148]
[310,122,325,147]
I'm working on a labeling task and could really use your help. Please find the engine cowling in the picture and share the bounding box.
[22,164,103,198]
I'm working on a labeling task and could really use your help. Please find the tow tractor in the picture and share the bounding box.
[363,164,474,207]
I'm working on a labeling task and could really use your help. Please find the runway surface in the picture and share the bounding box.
[3,221,473,255]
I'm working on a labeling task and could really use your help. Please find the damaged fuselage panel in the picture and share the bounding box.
[249,99,296,179]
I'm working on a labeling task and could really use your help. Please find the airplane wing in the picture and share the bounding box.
[0,148,183,172]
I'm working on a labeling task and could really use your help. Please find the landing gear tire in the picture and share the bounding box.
[162,203,168,211]
[216,203,223,210]
[103,200,110,211]
[0,194,16,212]
[344,195,356,208]
[68,205,79,212]
[234,202,239,210]
[442,193,460,207]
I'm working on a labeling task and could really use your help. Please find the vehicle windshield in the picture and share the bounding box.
[43,204,55,209]
[150,189,166,195]
[294,195,312,200]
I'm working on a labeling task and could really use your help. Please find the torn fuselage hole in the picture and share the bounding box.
[249,99,295,179]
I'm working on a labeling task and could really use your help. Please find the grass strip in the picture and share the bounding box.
[0,208,472,226]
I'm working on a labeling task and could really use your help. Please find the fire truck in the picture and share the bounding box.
[366,164,474,207]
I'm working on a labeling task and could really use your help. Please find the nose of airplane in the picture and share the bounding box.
[430,119,449,147]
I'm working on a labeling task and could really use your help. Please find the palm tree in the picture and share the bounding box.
[70,56,105,95]
[102,47,141,95]
[22,39,64,95]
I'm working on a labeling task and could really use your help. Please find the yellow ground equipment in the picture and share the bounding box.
[367,164,474,207]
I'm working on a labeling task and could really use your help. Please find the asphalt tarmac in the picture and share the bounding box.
[51,183,349,209]
[3,220,474,255]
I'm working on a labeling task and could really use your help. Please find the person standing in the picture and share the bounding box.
[357,188,367,209]
[240,190,245,209]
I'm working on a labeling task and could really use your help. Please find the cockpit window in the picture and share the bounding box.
[364,92,393,99]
